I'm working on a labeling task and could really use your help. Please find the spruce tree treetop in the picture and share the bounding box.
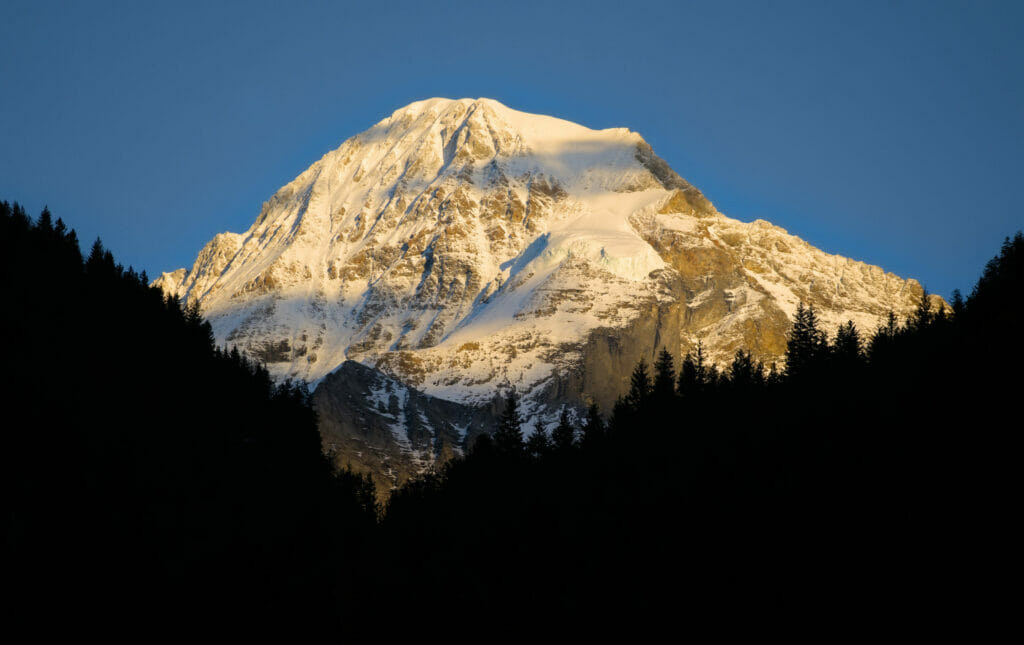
[494,391,525,456]
[868,310,903,362]
[786,302,827,379]
[909,286,934,331]
[677,341,709,398]
[652,347,676,404]
[882,310,900,338]
[526,423,551,458]
[728,349,760,390]
[833,320,864,364]
[37,207,53,232]
[87,238,105,267]
[581,402,604,447]
[551,408,576,452]
[625,359,652,411]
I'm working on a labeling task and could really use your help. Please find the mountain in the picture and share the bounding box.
[155,97,941,478]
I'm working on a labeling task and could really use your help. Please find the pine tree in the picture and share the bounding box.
[909,287,934,331]
[652,347,676,404]
[86,237,106,272]
[868,310,901,361]
[11,202,31,229]
[494,391,524,456]
[705,363,720,390]
[727,349,760,390]
[551,408,576,452]
[581,402,604,448]
[624,359,652,411]
[964,232,1024,342]
[677,341,708,398]
[883,310,899,337]
[184,299,204,327]
[37,206,53,233]
[526,423,551,457]
[833,320,863,364]
[609,396,630,435]
[754,359,766,388]
[785,302,827,379]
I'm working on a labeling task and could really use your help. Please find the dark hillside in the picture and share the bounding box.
[5,199,1016,631]
[1,202,376,634]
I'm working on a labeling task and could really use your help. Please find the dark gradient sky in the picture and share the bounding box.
[2,0,1021,299]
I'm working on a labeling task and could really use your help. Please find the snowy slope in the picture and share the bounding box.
[156,98,937,419]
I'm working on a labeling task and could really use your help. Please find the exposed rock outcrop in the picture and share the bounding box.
[313,361,494,499]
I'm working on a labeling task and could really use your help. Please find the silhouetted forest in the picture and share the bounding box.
[2,202,377,634]
[376,232,1022,627]
[4,200,1019,631]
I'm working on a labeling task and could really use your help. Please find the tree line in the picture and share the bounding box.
[2,201,377,635]
[4,199,1019,632]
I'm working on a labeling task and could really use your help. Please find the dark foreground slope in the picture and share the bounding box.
[5,199,1018,632]
[1,203,377,634]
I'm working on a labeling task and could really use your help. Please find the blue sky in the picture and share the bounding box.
[2,0,1021,299]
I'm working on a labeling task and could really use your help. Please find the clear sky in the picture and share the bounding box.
[2,0,1021,299]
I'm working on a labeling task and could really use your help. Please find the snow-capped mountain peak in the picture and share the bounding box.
[155,97,934,417]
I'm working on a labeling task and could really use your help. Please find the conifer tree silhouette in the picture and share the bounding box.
[86,237,106,272]
[652,347,676,404]
[785,302,827,379]
[551,408,576,452]
[677,340,709,398]
[909,287,934,331]
[727,348,760,391]
[526,422,551,457]
[868,310,902,361]
[494,391,525,456]
[833,320,864,364]
[37,206,53,232]
[625,358,652,411]
[581,402,604,448]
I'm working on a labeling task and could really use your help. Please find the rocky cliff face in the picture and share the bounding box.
[156,97,940,475]
[312,361,494,499]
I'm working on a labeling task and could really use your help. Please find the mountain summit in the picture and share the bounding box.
[156,98,935,418]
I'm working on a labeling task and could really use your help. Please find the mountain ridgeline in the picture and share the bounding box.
[5,200,1018,630]
[154,97,947,488]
